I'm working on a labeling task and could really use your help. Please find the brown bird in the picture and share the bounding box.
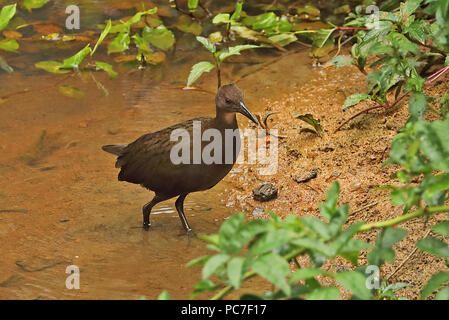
[102,84,258,233]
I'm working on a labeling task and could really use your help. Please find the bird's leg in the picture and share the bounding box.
[142,195,164,230]
[175,194,193,233]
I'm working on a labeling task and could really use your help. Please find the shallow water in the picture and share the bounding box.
[0,1,314,299]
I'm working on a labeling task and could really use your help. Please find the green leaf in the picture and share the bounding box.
[421,272,449,299]
[92,20,111,56]
[431,221,449,236]
[217,45,258,63]
[446,56,449,66]
[335,271,372,300]
[61,45,91,69]
[212,13,231,25]
[186,61,215,87]
[202,254,230,279]
[342,93,372,111]
[290,267,328,282]
[409,92,427,120]
[313,28,336,48]
[252,12,278,30]
[0,38,18,52]
[227,257,245,289]
[301,217,331,240]
[293,113,323,136]
[251,254,291,296]
[187,0,199,9]
[108,32,130,54]
[133,34,151,53]
[249,229,293,255]
[307,287,340,300]
[268,33,297,47]
[319,181,340,221]
[186,255,210,268]
[196,36,216,53]
[143,25,175,51]
[23,0,48,12]
[95,62,118,80]
[0,4,16,32]
[109,8,158,34]
[231,1,243,21]
[417,237,449,257]
[35,61,70,74]
[434,287,449,300]
[367,228,408,266]
[157,290,170,300]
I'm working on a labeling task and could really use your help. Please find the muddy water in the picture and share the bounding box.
[0,6,312,298]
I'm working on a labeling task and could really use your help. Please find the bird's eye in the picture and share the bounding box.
[225,98,232,104]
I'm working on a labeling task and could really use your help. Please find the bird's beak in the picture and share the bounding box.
[239,101,258,125]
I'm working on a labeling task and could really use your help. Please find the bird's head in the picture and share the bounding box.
[215,83,258,125]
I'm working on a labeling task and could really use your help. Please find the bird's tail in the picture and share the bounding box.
[102,144,126,156]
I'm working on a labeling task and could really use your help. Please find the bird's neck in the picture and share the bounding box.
[215,107,238,128]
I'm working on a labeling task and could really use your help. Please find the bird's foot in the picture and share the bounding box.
[143,223,151,231]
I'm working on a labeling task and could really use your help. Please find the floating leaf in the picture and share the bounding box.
[96,62,118,79]
[108,32,130,54]
[23,0,49,12]
[176,16,202,35]
[0,4,16,32]
[59,85,84,99]
[0,38,18,52]
[62,44,91,69]
[35,61,69,74]
[142,25,175,51]
[92,20,111,56]
[187,61,215,87]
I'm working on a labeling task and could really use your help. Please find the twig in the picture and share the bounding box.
[386,229,431,282]
[350,201,380,216]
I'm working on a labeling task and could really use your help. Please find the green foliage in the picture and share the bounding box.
[0,3,16,32]
[23,0,48,12]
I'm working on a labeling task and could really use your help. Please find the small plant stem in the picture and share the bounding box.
[359,205,449,232]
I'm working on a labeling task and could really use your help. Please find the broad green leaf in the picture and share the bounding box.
[301,217,331,240]
[23,0,48,12]
[421,272,449,299]
[157,290,170,300]
[142,25,175,51]
[367,228,408,266]
[417,237,449,257]
[293,238,333,257]
[196,36,216,53]
[251,254,291,296]
[187,0,199,9]
[202,254,229,279]
[231,1,243,21]
[431,221,449,236]
[290,267,328,282]
[95,62,118,80]
[227,257,245,289]
[249,229,293,255]
[109,8,158,34]
[35,61,70,74]
[313,28,336,48]
[217,45,258,63]
[0,38,18,52]
[58,85,84,99]
[307,287,340,300]
[108,32,130,54]
[212,13,231,25]
[335,271,372,300]
[186,255,210,268]
[409,92,427,120]
[319,181,340,221]
[446,56,449,66]
[268,33,297,47]
[92,20,111,56]
[434,287,449,300]
[133,34,151,53]
[0,4,16,32]
[342,93,372,111]
[186,61,215,87]
[61,44,91,69]
[251,12,278,30]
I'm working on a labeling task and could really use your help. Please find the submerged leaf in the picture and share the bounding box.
[96,61,118,79]
[142,25,175,51]
[35,61,69,74]
[58,85,84,99]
